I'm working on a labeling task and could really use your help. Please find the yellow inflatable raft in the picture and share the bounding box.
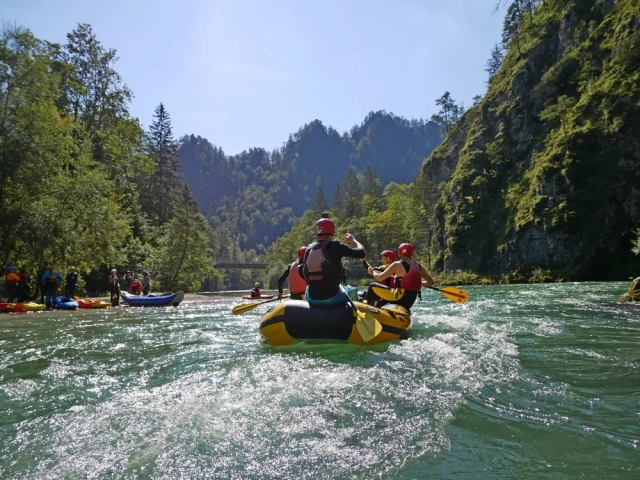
[259,300,412,346]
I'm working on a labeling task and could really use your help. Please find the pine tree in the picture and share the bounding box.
[485,43,504,84]
[343,167,363,219]
[145,103,182,225]
[332,181,344,219]
[362,164,385,212]
[312,185,330,215]
[431,92,465,136]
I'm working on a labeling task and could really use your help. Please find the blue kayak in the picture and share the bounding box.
[120,291,184,307]
[57,297,79,310]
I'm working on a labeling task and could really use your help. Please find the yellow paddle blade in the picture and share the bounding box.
[439,287,468,304]
[232,302,263,315]
[231,296,283,315]
[371,285,402,301]
[356,312,382,343]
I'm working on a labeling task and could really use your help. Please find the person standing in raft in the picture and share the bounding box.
[278,247,308,301]
[16,265,31,303]
[5,266,20,303]
[365,243,434,311]
[303,217,367,305]
[250,282,261,298]
[65,267,79,297]
[41,266,63,310]
[108,269,120,306]
[140,270,150,295]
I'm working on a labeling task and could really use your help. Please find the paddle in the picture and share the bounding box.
[363,260,468,304]
[424,285,468,304]
[232,296,288,315]
[341,285,381,343]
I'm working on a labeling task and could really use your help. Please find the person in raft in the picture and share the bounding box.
[303,217,367,305]
[108,269,120,306]
[41,266,63,310]
[65,267,79,297]
[129,277,143,295]
[365,243,434,311]
[361,249,398,301]
[5,266,20,303]
[124,270,134,290]
[277,246,308,300]
[250,282,261,298]
[141,270,150,295]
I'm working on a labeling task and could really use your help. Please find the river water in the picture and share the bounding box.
[1,283,638,479]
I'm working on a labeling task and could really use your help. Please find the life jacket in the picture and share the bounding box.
[376,265,397,289]
[18,272,29,284]
[5,273,19,287]
[399,259,422,291]
[250,287,260,297]
[129,279,143,294]
[46,273,58,284]
[303,241,344,284]
[288,262,307,294]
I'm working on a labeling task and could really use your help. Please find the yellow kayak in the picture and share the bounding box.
[77,298,111,309]
[0,302,46,313]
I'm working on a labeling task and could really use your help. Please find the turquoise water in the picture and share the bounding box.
[1,283,638,479]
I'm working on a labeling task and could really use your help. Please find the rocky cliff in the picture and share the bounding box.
[421,0,640,280]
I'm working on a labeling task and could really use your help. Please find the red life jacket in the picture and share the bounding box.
[129,280,143,294]
[399,259,422,291]
[288,262,307,294]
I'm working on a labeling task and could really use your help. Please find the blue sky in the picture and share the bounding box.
[1,0,503,155]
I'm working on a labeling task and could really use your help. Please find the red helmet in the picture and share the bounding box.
[315,218,335,235]
[297,246,307,259]
[381,250,396,261]
[398,243,414,257]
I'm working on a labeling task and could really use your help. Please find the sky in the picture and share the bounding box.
[0,0,504,156]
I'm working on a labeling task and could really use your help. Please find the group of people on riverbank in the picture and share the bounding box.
[273,216,435,311]
[107,269,151,306]
[3,265,151,309]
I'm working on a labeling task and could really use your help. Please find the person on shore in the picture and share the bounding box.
[303,217,367,305]
[108,269,120,306]
[129,277,143,295]
[141,270,150,295]
[41,266,63,310]
[5,266,20,303]
[65,267,79,297]
[365,243,434,311]
[250,282,261,298]
[124,271,134,290]
[278,247,308,301]
[16,265,31,303]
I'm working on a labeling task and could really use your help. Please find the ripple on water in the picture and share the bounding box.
[1,284,639,478]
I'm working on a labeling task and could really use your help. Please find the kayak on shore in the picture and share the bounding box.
[0,302,46,313]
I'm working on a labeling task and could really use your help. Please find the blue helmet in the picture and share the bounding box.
[6,266,15,272]
[141,270,148,275]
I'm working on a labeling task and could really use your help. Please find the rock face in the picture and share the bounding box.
[620,277,640,302]
[421,0,640,280]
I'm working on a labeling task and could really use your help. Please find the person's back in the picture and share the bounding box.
[303,218,366,303]
[140,270,150,295]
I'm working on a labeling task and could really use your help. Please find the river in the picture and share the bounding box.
[1,282,638,479]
